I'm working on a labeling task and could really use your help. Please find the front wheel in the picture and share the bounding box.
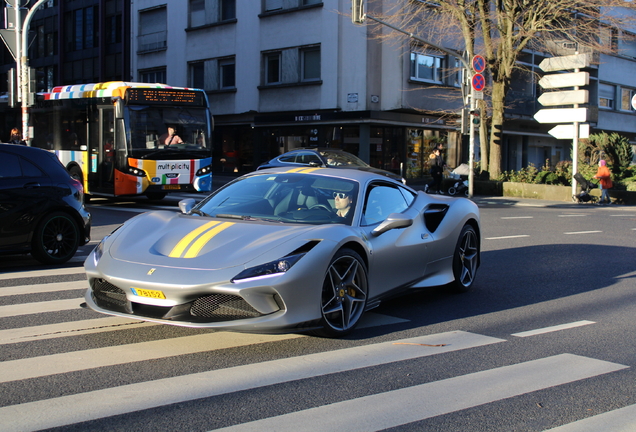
[450,224,479,292]
[311,249,368,338]
[448,187,457,196]
[31,212,80,264]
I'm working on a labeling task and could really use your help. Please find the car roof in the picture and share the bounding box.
[246,165,409,188]
[0,144,66,173]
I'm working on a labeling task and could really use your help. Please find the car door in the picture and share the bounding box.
[0,151,53,249]
[358,182,430,295]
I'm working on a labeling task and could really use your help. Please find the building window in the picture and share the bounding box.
[599,83,615,109]
[189,0,236,27]
[621,87,634,111]
[188,57,236,90]
[262,46,321,86]
[221,0,236,20]
[139,7,167,53]
[264,0,321,12]
[220,58,236,88]
[301,47,320,81]
[140,68,166,84]
[265,52,281,84]
[410,52,445,83]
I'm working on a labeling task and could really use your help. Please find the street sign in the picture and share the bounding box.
[538,72,589,89]
[471,73,485,92]
[472,55,486,73]
[534,108,588,123]
[538,89,589,106]
[548,123,590,139]
[539,53,592,72]
[0,29,17,60]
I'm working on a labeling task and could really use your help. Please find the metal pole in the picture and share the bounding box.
[468,88,475,198]
[14,2,22,123]
[571,56,580,197]
[20,0,49,145]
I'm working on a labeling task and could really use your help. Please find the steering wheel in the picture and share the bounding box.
[309,204,333,213]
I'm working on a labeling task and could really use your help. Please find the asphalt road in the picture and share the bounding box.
[0,193,635,431]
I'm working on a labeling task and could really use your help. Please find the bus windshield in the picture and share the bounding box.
[127,105,211,159]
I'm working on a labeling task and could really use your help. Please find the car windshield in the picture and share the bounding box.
[195,173,359,225]
[320,150,369,167]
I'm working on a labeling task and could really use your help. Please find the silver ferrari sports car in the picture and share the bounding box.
[84,167,480,337]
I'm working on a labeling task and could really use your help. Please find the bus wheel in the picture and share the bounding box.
[146,192,167,201]
[69,166,83,181]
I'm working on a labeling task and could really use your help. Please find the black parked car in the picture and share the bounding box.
[0,144,91,264]
[257,148,406,183]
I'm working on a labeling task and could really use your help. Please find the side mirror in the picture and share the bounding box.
[178,198,196,214]
[371,213,413,237]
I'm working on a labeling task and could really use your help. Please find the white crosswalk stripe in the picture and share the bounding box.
[0,266,631,432]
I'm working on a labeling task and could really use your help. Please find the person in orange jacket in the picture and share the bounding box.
[594,159,613,204]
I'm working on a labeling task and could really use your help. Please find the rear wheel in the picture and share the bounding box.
[448,187,457,196]
[31,212,80,264]
[450,224,479,292]
[312,249,368,338]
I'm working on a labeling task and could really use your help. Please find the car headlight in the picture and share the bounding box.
[92,225,122,265]
[232,253,305,283]
[127,166,147,177]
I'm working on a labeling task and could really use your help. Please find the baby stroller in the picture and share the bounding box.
[447,164,470,197]
[572,172,598,204]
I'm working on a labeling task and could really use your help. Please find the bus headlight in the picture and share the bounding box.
[196,165,212,176]
[127,166,147,177]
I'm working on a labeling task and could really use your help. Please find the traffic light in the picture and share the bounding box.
[470,109,480,125]
[492,123,503,146]
[352,0,365,24]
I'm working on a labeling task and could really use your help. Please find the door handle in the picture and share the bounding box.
[23,182,41,189]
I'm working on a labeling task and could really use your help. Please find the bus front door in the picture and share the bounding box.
[87,107,115,195]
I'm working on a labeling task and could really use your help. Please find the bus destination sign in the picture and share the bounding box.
[125,88,205,106]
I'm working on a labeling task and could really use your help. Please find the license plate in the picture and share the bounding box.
[163,185,181,190]
[132,288,166,299]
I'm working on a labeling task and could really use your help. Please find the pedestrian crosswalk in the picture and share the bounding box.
[0,266,634,432]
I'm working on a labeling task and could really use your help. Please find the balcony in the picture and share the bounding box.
[137,31,167,54]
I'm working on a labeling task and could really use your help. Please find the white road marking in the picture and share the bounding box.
[0,298,83,318]
[0,317,158,345]
[544,403,636,431]
[511,320,596,338]
[0,281,86,297]
[0,331,505,432]
[485,235,530,240]
[500,216,533,219]
[558,214,588,217]
[214,354,627,432]
[564,230,602,235]
[0,332,303,383]
[0,266,85,280]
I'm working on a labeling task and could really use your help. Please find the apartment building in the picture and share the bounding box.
[131,0,470,177]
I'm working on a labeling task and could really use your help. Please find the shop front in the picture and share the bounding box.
[213,110,464,178]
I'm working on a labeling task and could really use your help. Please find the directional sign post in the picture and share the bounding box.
[537,53,592,196]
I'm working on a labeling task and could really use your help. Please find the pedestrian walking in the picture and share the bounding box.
[594,159,613,204]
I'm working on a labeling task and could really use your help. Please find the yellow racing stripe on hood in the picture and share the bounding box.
[183,222,235,258]
[169,221,220,258]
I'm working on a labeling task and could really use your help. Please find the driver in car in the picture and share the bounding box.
[334,192,353,218]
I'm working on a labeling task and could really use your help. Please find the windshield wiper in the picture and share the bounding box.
[190,209,208,217]
[215,214,284,223]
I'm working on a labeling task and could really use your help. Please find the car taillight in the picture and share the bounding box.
[70,177,84,202]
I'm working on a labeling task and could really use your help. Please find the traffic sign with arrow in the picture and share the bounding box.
[538,89,589,106]
[534,108,588,123]
[548,124,590,139]
[539,53,592,72]
[538,72,589,89]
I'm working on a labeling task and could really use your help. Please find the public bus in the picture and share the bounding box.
[29,82,213,200]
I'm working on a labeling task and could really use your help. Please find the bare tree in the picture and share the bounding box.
[365,0,636,178]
